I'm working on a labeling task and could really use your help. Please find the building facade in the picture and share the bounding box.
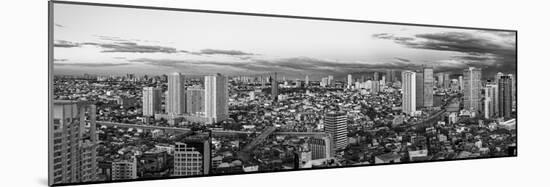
[49,101,98,185]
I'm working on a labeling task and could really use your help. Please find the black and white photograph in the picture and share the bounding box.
[48,1,517,186]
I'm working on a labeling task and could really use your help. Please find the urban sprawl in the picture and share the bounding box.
[50,67,517,184]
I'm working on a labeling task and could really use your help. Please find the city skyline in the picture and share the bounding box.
[53,3,516,79]
[50,2,517,186]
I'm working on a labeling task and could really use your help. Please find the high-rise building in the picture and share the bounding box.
[370,80,380,93]
[142,87,162,117]
[423,67,434,107]
[402,71,416,115]
[444,73,451,88]
[464,67,482,114]
[321,77,329,87]
[324,111,348,150]
[49,101,98,185]
[347,74,352,88]
[459,76,464,91]
[498,76,513,118]
[386,69,395,83]
[166,72,186,114]
[484,83,498,119]
[415,71,424,109]
[111,158,137,180]
[373,72,379,81]
[186,86,205,116]
[438,73,445,88]
[305,75,309,86]
[508,74,516,112]
[173,134,211,176]
[205,73,228,124]
[328,75,334,87]
[271,72,278,100]
[308,135,333,160]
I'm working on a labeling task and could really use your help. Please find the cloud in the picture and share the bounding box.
[372,31,516,75]
[196,49,255,56]
[394,57,410,63]
[54,40,80,48]
[81,42,179,53]
[54,62,131,67]
[129,56,425,76]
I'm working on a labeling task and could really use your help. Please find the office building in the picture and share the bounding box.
[142,87,162,117]
[166,72,186,114]
[205,73,228,124]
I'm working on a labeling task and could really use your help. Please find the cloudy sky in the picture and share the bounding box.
[53,3,516,80]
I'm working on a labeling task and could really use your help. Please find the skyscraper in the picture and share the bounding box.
[324,111,348,150]
[173,133,211,176]
[49,100,98,185]
[166,72,186,114]
[305,74,309,86]
[205,73,228,124]
[402,71,416,115]
[328,75,334,87]
[464,67,482,114]
[373,72,379,81]
[186,86,205,116]
[271,72,278,100]
[415,70,424,109]
[423,67,434,107]
[458,76,464,91]
[347,74,352,88]
[484,83,498,119]
[444,73,451,88]
[386,69,395,83]
[509,74,516,111]
[142,87,162,117]
[498,76,513,118]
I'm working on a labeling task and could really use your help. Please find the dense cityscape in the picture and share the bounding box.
[50,3,517,185]
[50,67,517,184]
